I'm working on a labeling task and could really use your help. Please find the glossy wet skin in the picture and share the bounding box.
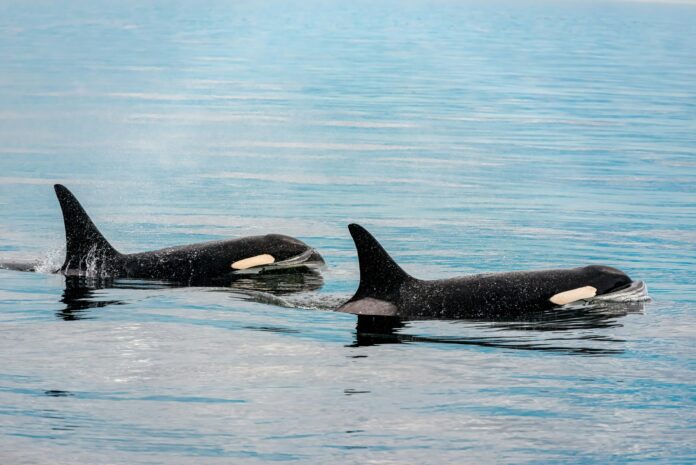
[580,265,633,295]
[394,265,633,319]
[53,184,324,283]
[340,224,634,320]
[118,234,323,282]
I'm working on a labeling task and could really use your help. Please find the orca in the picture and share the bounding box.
[338,224,643,320]
[50,184,324,283]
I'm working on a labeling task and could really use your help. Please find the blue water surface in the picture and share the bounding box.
[0,1,695,463]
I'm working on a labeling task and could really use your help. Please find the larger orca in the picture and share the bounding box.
[338,224,644,320]
[51,184,324,283]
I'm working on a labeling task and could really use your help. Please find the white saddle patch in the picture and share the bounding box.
[231,254,275,270]
[550,286,597,305]
[337,298,398,316]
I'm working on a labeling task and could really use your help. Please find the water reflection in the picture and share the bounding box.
[352,302,645,356]
[223,270,324,295]
[44,390,74,398]
[59,276,126,320]
[57,270,324,321]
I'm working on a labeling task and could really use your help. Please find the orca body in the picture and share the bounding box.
[338,224,637,320]
[53,185,324,283]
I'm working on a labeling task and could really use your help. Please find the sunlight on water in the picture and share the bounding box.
[1,0,695,463]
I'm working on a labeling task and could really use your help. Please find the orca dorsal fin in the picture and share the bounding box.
[54,184,120,272]
[347,224,414,302]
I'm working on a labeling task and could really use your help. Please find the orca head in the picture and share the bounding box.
[583,265,632,296]
[262,234,324,264]
[229,234,324,274]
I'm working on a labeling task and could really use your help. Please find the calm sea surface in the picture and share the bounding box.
[1,1,695,463]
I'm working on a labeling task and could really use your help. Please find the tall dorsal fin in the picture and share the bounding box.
[347,224,413,302]
[54,184,120,272]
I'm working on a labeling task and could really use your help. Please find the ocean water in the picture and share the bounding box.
[1,0,695,463]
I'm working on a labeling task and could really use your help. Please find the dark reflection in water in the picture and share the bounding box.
[225,270,324,295]
[57,270,324,321]
[58,277,126,321]
[352,302,645,356]
[40,391,81,433]
[44,390,74,398]
[243,325,301,334]
[473,302,646,331]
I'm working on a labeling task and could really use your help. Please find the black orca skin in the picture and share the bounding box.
[338,224,633,319]
[53,184,324,283]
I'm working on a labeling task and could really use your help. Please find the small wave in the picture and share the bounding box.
[280,294,348,312]
[231,290,348,312]
[590,280,649,303]
[231,290,294,308]
[59,245,120,279]
[33,246,65,274]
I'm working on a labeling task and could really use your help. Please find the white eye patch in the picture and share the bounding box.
[231,254,275,270]
[549,286,597,305]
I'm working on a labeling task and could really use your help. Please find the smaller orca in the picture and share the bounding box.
[338,224,642,320]
[52,184,324,283]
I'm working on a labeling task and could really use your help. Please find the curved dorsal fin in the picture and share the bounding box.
[54,184,120,271]
[347,224,413,302]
